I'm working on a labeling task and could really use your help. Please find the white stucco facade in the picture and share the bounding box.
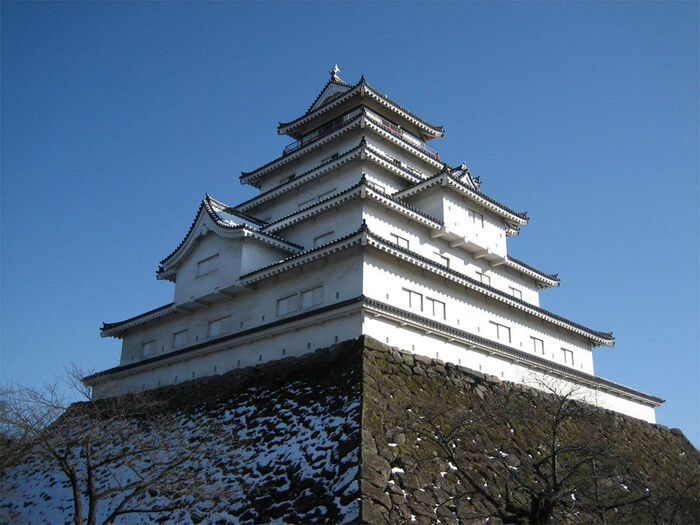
[90,67,662,423]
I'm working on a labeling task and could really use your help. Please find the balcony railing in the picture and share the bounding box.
[283,112,361,156]
[365,113,439,160]
[282,109,440,161]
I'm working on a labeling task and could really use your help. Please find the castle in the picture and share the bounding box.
[88,66,662,422]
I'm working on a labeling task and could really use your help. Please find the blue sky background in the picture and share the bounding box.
[2,2,698,443]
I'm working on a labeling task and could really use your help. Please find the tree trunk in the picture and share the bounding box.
[529,496,554,525]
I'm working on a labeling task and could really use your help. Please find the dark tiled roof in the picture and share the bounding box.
[101,303,175,331]
[241,113,363,180]
[262,177,442,233]
[363,229,612,342]
[398,172,528,223]
[304,77,354,115]
[158,196,302,269]
[362,300,660,404]
[278,77,444,136]
[507,255,559,282]
[235,139,368,211]
[240,225,367,280]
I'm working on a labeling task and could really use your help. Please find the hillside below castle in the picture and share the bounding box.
[3,336,697,523]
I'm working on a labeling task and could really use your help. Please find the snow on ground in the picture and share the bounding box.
[2,378,361,524]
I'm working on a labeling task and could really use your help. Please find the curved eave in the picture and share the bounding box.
[234,141,425,213]
[239,223,613,347]
[261,180,442,235]
[101,303,177,338]
[395,173,529,227]
[505,256,560,288]
[278,80,444,140]
[363,231,612,346]
[364,299,661,406]
[242,112,443,186]
[241,114,363,185]
[157,197,302,281]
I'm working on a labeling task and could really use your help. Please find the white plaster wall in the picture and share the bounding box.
[99,312,362,398]
[248,162,364,223]
[362,164,413,195]
[364,133,437,180]
[173,233,242,305]
[257,128,364,193]
[361,250,594,374]
[361,315,655,423]
[269,200,363,249]
[173,233,289,306]
[121,251,364,366]
[362,200,542,306]
[443,194,508,257]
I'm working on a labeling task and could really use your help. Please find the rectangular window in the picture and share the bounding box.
[470,209,484,227]
[300,286,323,309]
[476,271,490,286]
[531,337,544,355]
[276,294,299,317]
[426,297,446,319]
[390,233,409,249]
[196,254,219,277]
[509,287,522,300]
[561,348,574,365]
[403,288,423,311]
[313,231,335,248]
[172,329,188,348]
[142,340,156,357]
[208,316,229,338]
[490,321,511,343]
[435,252,450,268]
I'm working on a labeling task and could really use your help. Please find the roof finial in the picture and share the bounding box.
[330,64,341,80]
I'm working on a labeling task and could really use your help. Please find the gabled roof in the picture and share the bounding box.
[394,169,529,227]
[278,73,444,139]
[305,66,354,114]
[156,195,302,281]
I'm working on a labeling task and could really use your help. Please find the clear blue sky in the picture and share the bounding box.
[2,2,698,443]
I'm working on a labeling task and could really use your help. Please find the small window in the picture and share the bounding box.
[426,297,446,319]
[470,209,484,228]
[276,294,299,317]
[435,252,450,268]
[286,173,296,182]
[320,152,339,164]
[490,321,511,343]
[313,231,335,248]
[403,288,423,311]
[390,233,409,249]
[509,287,522,300]
[196,254,219,277]
[208,316,229,338]
[531,337,544,355]
[142,340,156,357]
[476,271,490,286]
[300,286,323,309]
[317,188,337,200]
[561,348,574,365]
[172,329,188,348]
[297,196,316,209]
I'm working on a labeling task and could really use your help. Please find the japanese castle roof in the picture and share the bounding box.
[239,222,611,346]
[278,68,444,140]
[156,195,302,280]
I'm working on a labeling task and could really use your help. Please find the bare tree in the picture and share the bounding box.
[402,378,657,524]
[0,368,242,525]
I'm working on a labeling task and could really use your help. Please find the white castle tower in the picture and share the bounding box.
[90,67,662,422]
